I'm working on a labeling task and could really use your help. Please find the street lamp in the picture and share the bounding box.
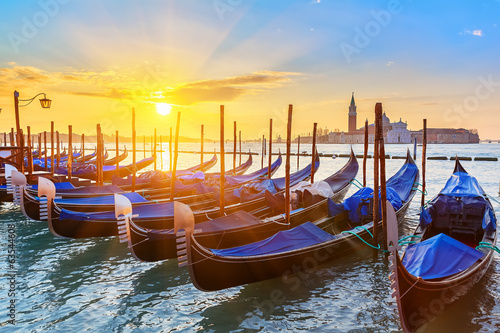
[13,90,51,171]
[14,90,51,142]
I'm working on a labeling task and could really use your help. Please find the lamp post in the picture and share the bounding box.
[13,90,51,170]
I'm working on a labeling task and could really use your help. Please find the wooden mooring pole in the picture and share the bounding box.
[421,119,427,207]
[200,125,204,166]
[311,123,317,183]
[169,127,173,171]
[50,121,55,174]
[170,112,181,201]
[219,106,225,215]
[132,108,136,192]
[363,119,369,187]
[285,105,293,225]
[297,135,300,170]
[56,131,60,170]
[377,103,388,252]
[268,119,272,179]
[68,125,73,183]
[233,121,237,176]
[115,131,119,175]
[372,106,380,256]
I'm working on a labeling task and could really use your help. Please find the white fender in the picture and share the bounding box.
[11,170,26,207]
[4,164,17,194]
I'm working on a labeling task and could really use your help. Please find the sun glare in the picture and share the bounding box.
[156,103,172,116]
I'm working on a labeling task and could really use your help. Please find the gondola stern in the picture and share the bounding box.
[114,194,139,257]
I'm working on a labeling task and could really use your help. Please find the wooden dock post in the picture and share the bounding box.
[56,131,60,170]
[285,105,293,225]
[50,121,55,174]
[297,135,300,170]
[268,119,272,179]
[44,131,47,172]
[201,125,204,166]
[27,126,33,178]
[261,135,264,169]
[413,137,417,160]
[233,121,237,175]
[169,127,173,171]
[82,134,85,163]
[219,106,225,215]
[170,112,181,202]
[38,133,41,153]
[160,135,163,169]
[115,130,119,175]
[311,123,317,183]
[143,135,146,159]
[363,119,369,187]
[376,103,388,252]
[96,124,102,185]
[132,108,137,192]
[154,128,157,171]
[239,130,241,165]
[421,119,427,207]
[68,125,73,183]
[372,106,380,255]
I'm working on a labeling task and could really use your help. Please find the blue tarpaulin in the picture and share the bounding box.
[342,187,403,224]
[402,233,484,280]
[54,191,148,206]
[419,171,496,231]
[440,171,484,197]
[59,201,174,221]
[386,161,418,200]
[210,221,335,257]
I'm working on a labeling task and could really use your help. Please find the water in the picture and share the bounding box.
[1,143,499,332]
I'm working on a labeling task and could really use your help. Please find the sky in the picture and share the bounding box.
[0,0,499,140]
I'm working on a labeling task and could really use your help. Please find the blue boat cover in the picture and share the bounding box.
[342,187,402,223]
[210,221,335,257]
[30,182,76,191]
[419,171,496,231]
[402,233,484,280]
[60,201,175,221]
[149,211,261,240]
[386,161,418,201]
[54,191,148,205]
[440,171,484,197]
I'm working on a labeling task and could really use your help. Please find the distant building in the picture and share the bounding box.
[411,128,479,144]
[296,94,481,144]
[327,93,412,144]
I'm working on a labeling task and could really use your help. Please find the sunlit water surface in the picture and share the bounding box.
[1,143,499,332]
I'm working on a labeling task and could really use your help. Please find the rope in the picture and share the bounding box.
[485,194,500,206]
[341,226,380,250]
[352,178,363,188]
[349,180,362,189]
[398,235,421,243]
[476,242,500,254]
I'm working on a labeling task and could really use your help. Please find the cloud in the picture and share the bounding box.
[162,71,301,105]
[461,29,483,36]
[386,61,395,66]
[0,63,301,106]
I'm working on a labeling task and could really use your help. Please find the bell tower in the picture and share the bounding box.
[348,92,357,132]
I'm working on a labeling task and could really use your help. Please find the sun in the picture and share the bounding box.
[155,103,172,116]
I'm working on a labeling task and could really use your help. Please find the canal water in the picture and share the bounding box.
[1,143,499,332]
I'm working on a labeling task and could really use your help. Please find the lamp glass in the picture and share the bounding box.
[40,98,51,108]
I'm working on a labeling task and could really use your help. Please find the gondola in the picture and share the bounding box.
[41,154,283,211]
[56,156,154,182]
[103,146,128,166]
[14,154,299,238]
[74,147,97,163]
[112,154,218,190]
[387,159,497,333]
[166,150,418,291]
[115,150,358,262]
